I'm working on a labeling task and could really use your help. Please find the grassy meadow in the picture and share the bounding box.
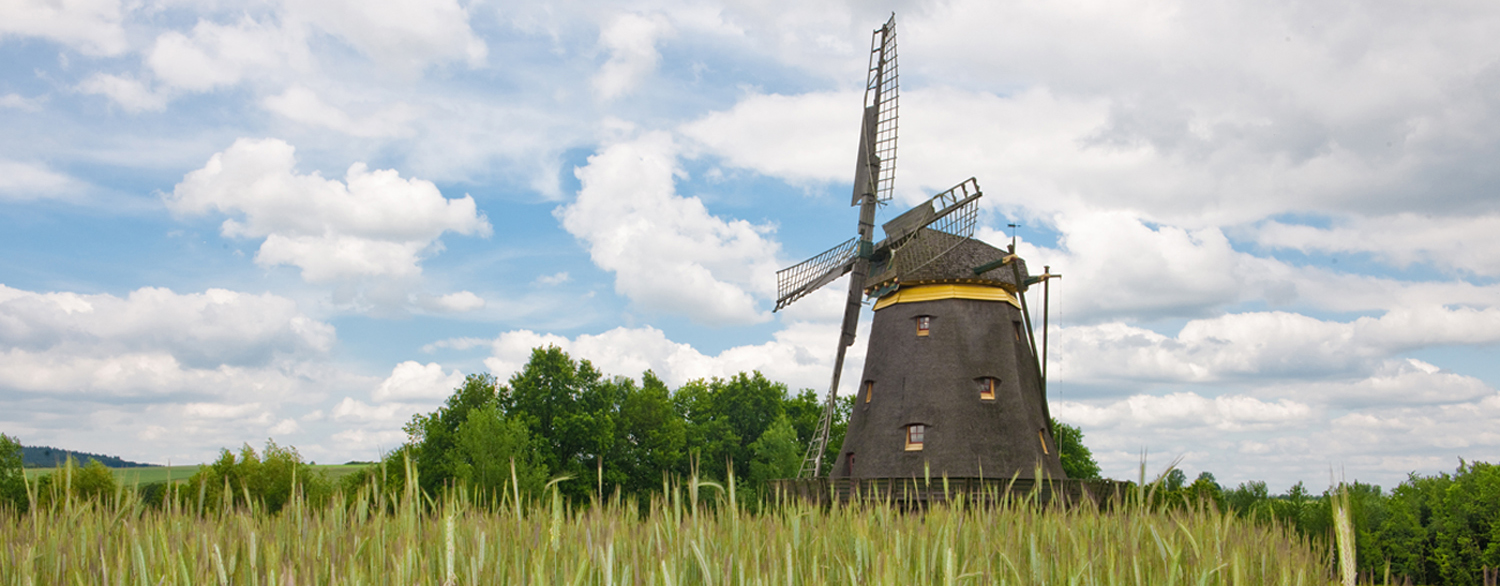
[0,472,1338,585]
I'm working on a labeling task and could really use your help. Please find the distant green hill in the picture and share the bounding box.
[22,446,158,468]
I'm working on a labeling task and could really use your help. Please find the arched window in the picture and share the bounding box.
[977,377,998,401]
[905,424,925,451]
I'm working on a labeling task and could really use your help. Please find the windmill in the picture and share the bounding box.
[775,15,1065,481]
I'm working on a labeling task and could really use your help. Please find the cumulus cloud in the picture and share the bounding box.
[0,0,128,56]
[0,283,368,464]
[372,361,464,402]
[592,13,672,100]
[679,91,860,185]
[424,291,485,313]
[0,284,333,371]
[167,137,491,282]
[321,360,467,456]
[557,132,781,325]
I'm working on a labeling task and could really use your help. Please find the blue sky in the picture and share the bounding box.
[3,0,1499,491]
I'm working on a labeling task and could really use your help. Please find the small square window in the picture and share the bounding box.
[978,377,997,400]
[916,316,931,337]
[906,424,925,451]
[864,380,874,403]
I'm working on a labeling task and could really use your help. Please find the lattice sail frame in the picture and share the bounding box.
[774,237,858,311]
[866,177,983,289]
[864,15,899,204]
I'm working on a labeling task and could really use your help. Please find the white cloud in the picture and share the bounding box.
[321,360,465,456]
[167,137,491,282]
[0,284,334,371]
[269,418,301,435]
[1276,358,1494,408]
[262,86,416,138]
[287,0,486,72]
[1057,392,1313,433]
[1054,365,1500,490]
[679,91,859,185]
[0,160,85,200]
[1257,214,1500,277]
[0,283,370,464]
[424,291,484,313]
[534,272,570,286]
[592,13,672,100]
[332,396,419,423]
[1051,306,1500,385]
[77,74,169,113]
[481,319,859,393]
[147,16,310,93]
[557,131,781,325]
[372,361,464,402]
[0,93,42,110]
[0,0,128,56]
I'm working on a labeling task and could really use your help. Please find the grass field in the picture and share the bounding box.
[23,463,371,484]
[0,477,1336,585]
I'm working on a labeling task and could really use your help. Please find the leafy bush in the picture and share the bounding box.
[180,440,331,514]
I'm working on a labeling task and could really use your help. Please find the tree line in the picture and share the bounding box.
[350,345,1101,504]
[1139,463,1500,585]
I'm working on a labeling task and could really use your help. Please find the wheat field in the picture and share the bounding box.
[0,470,1332,585]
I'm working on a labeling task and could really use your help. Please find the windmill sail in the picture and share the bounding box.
[852,16,899,205]
[774,237,858,312]
[864,177,983,291]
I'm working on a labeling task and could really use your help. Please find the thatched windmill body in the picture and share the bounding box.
[774,15,1064,481]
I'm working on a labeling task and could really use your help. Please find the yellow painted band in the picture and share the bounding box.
[872,283,1021,311]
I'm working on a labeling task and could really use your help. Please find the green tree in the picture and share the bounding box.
[1225,480,1272,522]
[613,371,686,495]
[1426,460,1500,585]
[748,415,802,487]
[674,379,739,481]
[404,373,501,493]
[1380,473,1441,583]
[451,402,545,500]
[503,346,621,500]
[0,434,24,511]
[1185,472,1225,511]
[674,372,788,483]
[1050,419,1101,479]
